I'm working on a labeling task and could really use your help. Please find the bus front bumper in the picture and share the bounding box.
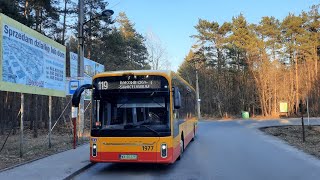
[90,147,174,164]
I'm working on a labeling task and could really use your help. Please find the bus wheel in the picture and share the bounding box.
[177,138,184,160]
[191,126,196,141]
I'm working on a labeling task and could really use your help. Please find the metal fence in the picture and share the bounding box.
[0,91,91,169]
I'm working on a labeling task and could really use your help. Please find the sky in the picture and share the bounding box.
[109,0,319,71]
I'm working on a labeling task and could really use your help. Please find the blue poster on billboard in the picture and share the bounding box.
[69,52,104,78]
[0,14,66,97]
[70,52,78,78]
[68,52,104,99]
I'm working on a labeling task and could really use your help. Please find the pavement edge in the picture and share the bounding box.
[63,162,95,180]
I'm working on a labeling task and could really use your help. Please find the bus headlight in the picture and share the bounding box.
[161,144,167,158]
[161,144,166,150]
[92,144,97,157]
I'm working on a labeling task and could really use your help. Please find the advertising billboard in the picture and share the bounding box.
[67,52,104,99]
[0,13,66,97]
[69,52,105,78]
[70,52,78,78]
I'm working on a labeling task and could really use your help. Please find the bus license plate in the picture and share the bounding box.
[119,154,138,160]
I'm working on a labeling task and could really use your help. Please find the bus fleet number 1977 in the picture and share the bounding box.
[142,146,153,151]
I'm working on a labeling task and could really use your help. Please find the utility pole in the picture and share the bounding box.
[76,3,113,138]
[196,70,201,120]
[78,0,85,138]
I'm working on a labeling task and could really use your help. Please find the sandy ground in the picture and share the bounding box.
[261,125,320,159]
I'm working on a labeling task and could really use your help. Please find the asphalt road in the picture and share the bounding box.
[73,120,320,180]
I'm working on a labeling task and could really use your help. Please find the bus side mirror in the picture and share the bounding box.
[173,87,181,109]
[72,84,92,107]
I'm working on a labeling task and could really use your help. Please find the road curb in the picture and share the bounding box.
[258,124,313,129]
[0,143,89,173]
[253,122,320,129]
[64,162,95,180]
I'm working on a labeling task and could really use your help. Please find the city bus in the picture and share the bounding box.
[72,70,198,164]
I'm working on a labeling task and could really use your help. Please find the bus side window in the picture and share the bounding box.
[174,109,179,119]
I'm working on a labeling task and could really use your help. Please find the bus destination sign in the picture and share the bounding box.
[97,80,161,90]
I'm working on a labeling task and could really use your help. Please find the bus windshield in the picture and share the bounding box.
[91,75,171,137]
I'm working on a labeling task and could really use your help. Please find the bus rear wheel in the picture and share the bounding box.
[177,138,184,160]
[191,125,196,141]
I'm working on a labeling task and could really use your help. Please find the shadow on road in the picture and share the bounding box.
[97,162,176,175]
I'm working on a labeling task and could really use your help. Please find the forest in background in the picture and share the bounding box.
[179,4,320,118]
[0,1,319,138]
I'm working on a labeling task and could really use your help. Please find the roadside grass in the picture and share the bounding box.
[0,129,89,170]
[261,126,320,159]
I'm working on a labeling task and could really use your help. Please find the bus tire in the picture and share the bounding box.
[177,135,184,160]
[191,125,196,141]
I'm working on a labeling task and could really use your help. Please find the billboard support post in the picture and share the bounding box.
[48,96,52,148]
[20,93,24,158]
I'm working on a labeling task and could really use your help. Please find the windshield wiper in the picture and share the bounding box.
[149,92,166,108]
[149,97,165,108]
[117,99,130,108]
[140,125,160,137]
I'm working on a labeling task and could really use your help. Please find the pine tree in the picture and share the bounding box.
[117,12,149,70]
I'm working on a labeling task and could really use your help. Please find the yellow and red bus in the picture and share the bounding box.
[72,70,198,164]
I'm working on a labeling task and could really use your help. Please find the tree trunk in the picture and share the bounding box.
[35,8,40,32]
[0,92,4,135]
[314,45,319,114]
[295,53,299,114]
[39,96,43,128]
[87,19,92,59]
[11,93,16,135]
[33,95,38,138]
[262,82,268,116]
[273,80,277,116]
[24,0,29,18]
[4,92,9,133]
[40,10,43,33]
[30,95,34,130]
[315,45,318,79]
[62,0,68,44]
